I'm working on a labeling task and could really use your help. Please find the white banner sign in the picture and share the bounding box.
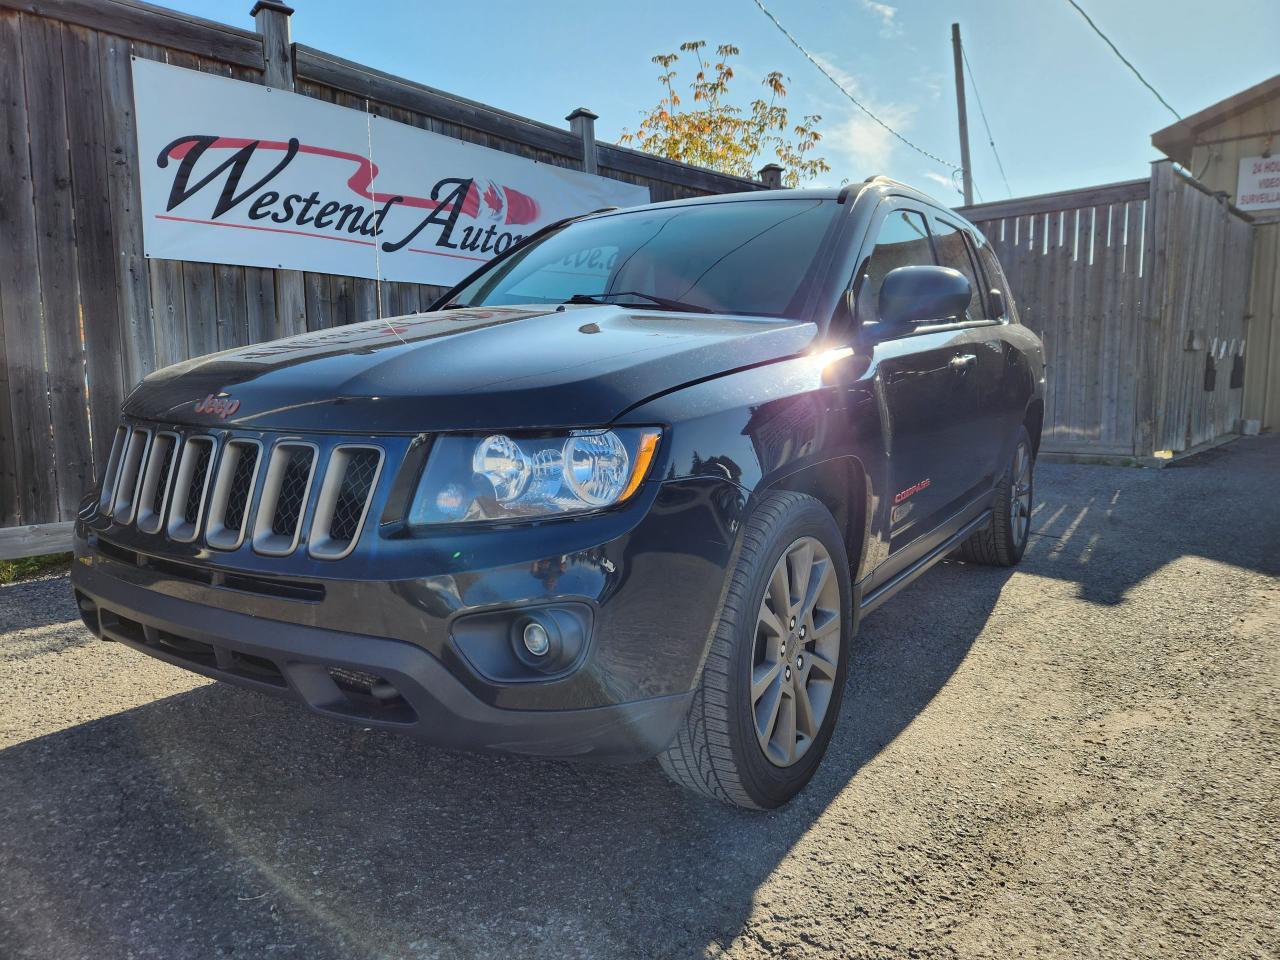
[1237,155,1280,212]
[132,59,650,286]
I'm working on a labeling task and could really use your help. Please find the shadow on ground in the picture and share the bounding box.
[1026,436,1279,604]
[0,436,1275,959]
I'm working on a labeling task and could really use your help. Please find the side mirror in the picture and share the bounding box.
[988,288,1006,318]
[877,265,972,328]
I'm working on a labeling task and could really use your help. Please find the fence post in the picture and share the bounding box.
[251,2,306,334]
[758,164,784,189]
[566,107,598,176]
[251,1,295,90]
[1140,160,1177,456]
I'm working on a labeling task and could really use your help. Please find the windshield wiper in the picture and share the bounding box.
[563,291,712,314]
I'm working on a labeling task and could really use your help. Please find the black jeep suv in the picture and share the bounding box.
[72,178,1044,809]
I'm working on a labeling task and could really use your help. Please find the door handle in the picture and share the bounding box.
[949,353,977,372]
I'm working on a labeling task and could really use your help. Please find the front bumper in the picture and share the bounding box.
[71,476,745,762]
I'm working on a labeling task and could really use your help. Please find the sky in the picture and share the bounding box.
[168,0,1276,203]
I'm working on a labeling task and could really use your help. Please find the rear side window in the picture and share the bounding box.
[930,219,983,322]
[973,238,1018,323]
[854,208,934,323]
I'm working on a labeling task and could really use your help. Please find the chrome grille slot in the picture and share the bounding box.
[166,436,216,542]
[110,428,152,525]
[308,445,384,560]
[97,425,128,516]
[205,439,262,550]
[252,442,318,556]
[135,432,179,534]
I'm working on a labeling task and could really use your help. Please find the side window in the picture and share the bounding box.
[853,208,935,324]
[930,219,983,322]
[973,239,1019,323]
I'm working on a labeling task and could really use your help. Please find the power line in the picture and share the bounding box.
[960,44,1013,198]
[1063,0,1181,121]
[952,167,984,204]
[749,0,963,174]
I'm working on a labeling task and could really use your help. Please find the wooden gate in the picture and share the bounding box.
[961,161,1255,459]
[1146,163,1254,453]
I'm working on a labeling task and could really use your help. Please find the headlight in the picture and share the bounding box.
[408,428,661,525]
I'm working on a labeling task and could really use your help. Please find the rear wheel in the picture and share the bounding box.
[659,492,851,809]
[958,425,1034,566]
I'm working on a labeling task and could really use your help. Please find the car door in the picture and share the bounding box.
[853,202,983,567]
[927,214,1008,490]
[970,229,1034,456]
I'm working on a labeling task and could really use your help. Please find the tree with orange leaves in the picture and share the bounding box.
[619,41,829,188]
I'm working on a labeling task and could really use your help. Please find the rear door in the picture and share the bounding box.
[970,230,1034,450]
[927,215,1008,489]
[854,202,982,561]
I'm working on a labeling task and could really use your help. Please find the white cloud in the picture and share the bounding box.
[808,53,916,181]
[826,103,915,176]
[859,0,901,37]
[808,51,860,97]
[922,170,964,197]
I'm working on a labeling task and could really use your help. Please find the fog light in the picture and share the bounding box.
[522,621,551,657]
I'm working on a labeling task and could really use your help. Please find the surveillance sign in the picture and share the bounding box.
[1237,155,1280,212]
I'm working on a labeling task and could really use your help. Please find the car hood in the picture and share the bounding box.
[124,305,818,432]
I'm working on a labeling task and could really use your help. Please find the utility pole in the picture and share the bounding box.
[951,22,974,207]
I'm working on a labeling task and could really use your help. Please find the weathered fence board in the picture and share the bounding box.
[0,521,78,561]
[26,15,95,515]
[65,24,126,478]
[1243,222,1280,431]
[101,33,158,384]
[2,13,61,525]
[0,12,36,526]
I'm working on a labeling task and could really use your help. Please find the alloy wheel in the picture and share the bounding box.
[751,536,842,767]
[1010,441,1033,548]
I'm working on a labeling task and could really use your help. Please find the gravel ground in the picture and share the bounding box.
[1,437,1276,960]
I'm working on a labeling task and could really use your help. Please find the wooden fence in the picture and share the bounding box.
[960,160,1254,459]
[0,0,766,541]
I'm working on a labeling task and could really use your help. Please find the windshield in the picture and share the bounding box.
[446,198,839,318]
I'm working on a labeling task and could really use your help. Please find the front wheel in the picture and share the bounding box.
[659,492,851,809]
[958,425,1035,566]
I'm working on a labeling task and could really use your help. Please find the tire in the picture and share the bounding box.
[659,491,852,809]
[957,424,1035,567]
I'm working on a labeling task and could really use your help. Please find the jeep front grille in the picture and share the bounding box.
[205,439,262,550]
[308,446,384,560]
[97,423,389,561]
[251,442,317,556]
[110,428,152,525]
[135,432,178,534]
[167,436,216,542]
[97,426,128,516]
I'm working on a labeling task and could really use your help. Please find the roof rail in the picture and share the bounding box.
[864,174,914,190]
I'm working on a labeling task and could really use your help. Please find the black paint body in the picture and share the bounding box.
[72,181,1044,761]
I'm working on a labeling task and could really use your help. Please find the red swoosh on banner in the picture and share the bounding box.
[166,137,542,225]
